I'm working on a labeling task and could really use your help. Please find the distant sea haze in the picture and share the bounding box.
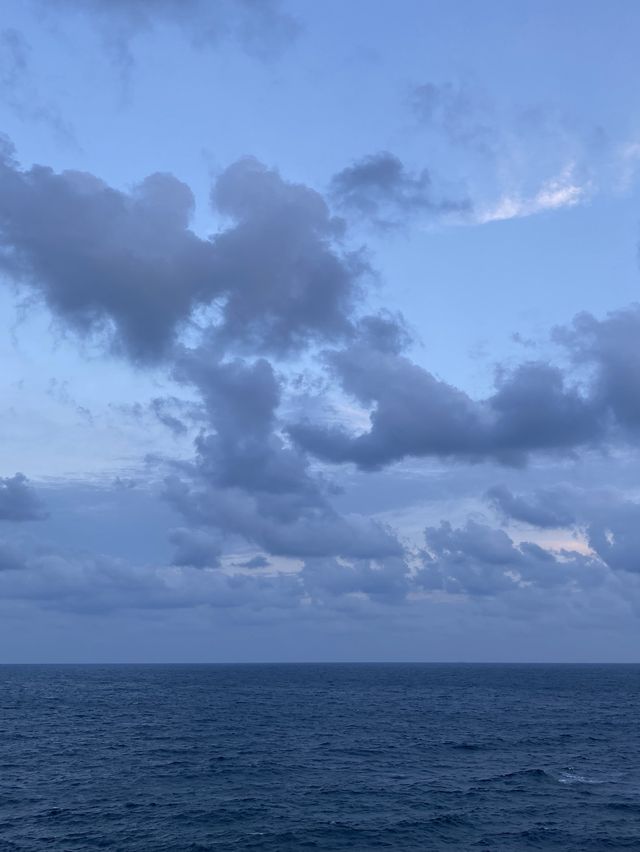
[1,663,639,850]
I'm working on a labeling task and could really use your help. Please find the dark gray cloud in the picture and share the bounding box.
[0,137,395,568]
[330,151,469,228]
[0,142,212,361]
[482,480,640,577]
[0,144,360,361]
[355,311,412,355]
[0,545,303,613]
[163,345,403,561]
[210,157,361,355]
[0,535,413,614]
[290,324,602,470]
[586,500,640,575]
[301,555,410,604]
[169,527,222,568]
[0,473,48,522]
[486,484,576,529]
[164,471,402,561]
[292,306,640,471]
[554,305,640,432]
[418,519,603,597]
[39,0,298,74]
[172,348,310,496]
[0,475,638,615]
[150,397,191,436]
[0,523,630,619]
[4,132,640,607]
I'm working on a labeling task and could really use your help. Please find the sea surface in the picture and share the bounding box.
[1,664,639,850]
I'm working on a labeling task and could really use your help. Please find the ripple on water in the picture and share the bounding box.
[0,663,639,851]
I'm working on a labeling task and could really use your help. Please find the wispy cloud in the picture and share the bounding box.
[475,165,590,224]
[614,140,640,192]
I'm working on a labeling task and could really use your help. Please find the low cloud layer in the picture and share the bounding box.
[419,519,603,598]
[485,482,640,576]
[486,483,576,529]
[0,473,47,522]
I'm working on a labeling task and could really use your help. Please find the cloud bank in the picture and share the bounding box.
[0,132,639,623]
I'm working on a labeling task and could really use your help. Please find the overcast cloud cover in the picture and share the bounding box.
[2,0,640,661]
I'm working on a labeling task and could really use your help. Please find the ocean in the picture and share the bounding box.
[1,663,639,850]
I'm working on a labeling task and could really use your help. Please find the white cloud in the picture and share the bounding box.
[476,165,590,224]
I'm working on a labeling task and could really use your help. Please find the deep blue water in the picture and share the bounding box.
[1,664,640,850]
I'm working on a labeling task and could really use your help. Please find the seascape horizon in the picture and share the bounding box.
[2,1,640,848]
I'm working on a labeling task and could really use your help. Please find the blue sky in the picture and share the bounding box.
[2,0,640,661]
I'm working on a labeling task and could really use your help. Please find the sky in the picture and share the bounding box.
[2,0,640,662]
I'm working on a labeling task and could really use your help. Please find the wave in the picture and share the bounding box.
[480,767,553,783]
[558,770,605,785]
[557,768,622,786]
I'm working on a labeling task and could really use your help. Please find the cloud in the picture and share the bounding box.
[3,132,640,617]
[162,346,404,561]
[37,0,299,77]
[485,484,576,529]
[165,472,403,561]
[586,501,640,575]
[0,546,303,613]
[0,143,212,361]
[210,157,361,355]
[301,555,410,604]
[475,165,589,224]
[330,151,469,229]
[0,137,397,571]
[292,304,640,473]
[0,137,401,570]
[483,481,640,577]
[411,81,496,155]
[0,532,411,614]
[233,555,270,569]
[418,519,604,597]
[0,29,28,90]
[411,81,604,225]
[0,29,75,143]
[553,305,640,432]
[169,527,222,569]
[0,477,638,616]
[0,473,48,522]
[290,320,603,470]
[0,143,360,361]
[150,397,191,436]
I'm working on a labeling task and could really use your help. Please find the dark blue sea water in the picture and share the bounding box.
[1,664,639,851]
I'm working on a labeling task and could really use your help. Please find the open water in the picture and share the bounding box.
[1,663,639,850]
